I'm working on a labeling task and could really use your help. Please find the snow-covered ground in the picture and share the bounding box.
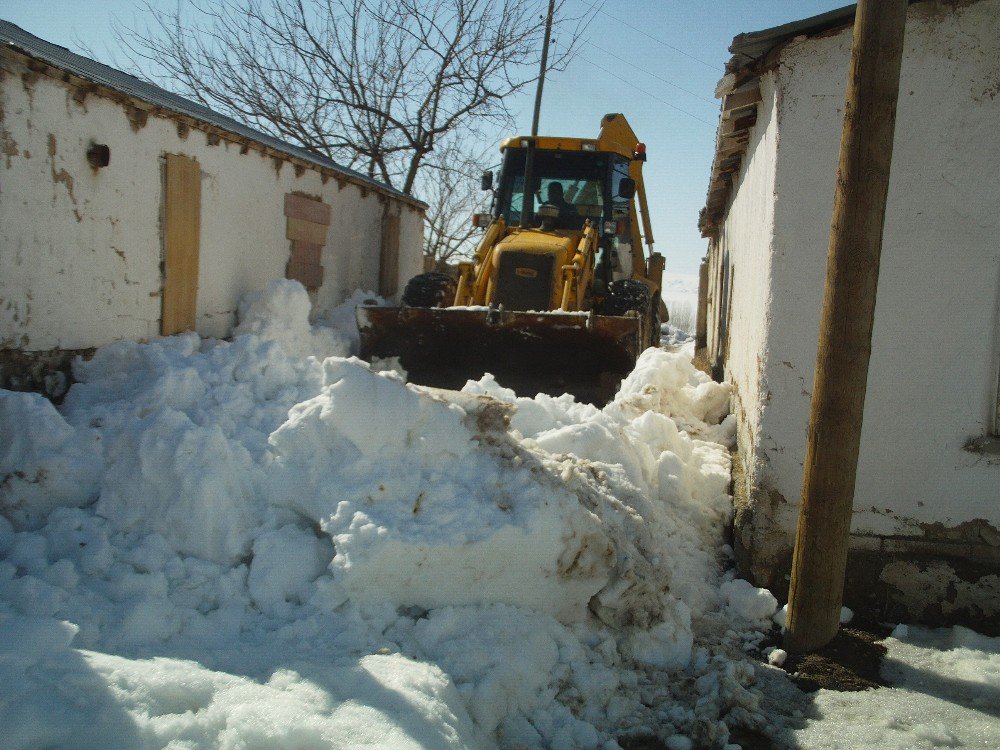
[1,280,997,749]
[660,272,699,332]
[660,272,699,312]
[791,625,1000,749]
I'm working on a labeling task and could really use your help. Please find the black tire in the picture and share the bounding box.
[602,279,661,348]
[401,272,457,308]
[602,279,651,316]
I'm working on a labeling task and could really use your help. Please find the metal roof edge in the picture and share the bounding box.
[699,2,940,238]
[730,0,941,67]
[0,19,426,211]
[729,5,857,69]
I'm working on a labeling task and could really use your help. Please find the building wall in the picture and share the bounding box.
[706,74,780,535]
[717,0,1000,624]
[0,52,423,352]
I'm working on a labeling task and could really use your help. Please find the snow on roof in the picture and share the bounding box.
[0,19,426,211]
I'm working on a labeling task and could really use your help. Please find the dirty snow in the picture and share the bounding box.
[1,279,998,749]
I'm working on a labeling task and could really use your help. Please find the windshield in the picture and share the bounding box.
[495,149,609,230]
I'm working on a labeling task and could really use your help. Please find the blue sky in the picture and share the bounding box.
[2,1,847,276]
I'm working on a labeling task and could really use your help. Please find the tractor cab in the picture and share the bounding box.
[488,138,641,289]
[494,142,635,223]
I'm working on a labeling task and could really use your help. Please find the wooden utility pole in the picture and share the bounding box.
[784,0,907,653]
[520,0,555,228]
[531,0,556,137]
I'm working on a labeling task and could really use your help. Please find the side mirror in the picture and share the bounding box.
[618,177,636,199]
[481,170,494,191]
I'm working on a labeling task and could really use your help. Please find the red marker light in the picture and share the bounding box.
[633,142,647,161]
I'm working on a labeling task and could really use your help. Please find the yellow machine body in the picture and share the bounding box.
[359,114,665,404]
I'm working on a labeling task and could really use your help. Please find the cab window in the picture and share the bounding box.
[609,156,633,234]
[496,149,608,230]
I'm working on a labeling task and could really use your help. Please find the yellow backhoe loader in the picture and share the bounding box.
[357,113,665,404]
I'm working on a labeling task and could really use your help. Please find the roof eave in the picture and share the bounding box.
[0,20,427,212]
[699,5,861,238]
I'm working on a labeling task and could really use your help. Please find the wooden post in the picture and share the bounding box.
[784,0,907,653]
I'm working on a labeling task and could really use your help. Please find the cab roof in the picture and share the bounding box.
[499,114,642,160]
[499,135,633,159]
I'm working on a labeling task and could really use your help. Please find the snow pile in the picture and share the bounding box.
[59,334,322,566]
[0,280,804,750]
[0,392,101,530]
[462,355,735,637]
[315,287,387,355]
[233,278,354,359]
[267,358,619,624]
[661,324,694,348]
[614,348,733,440]
[721,578,779,624]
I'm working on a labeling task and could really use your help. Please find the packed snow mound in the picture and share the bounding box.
[0,391,101,530]
[613,348,733,439]
[268,358,613,621]
[264,356,693,627]
[234,278,353,359]
[463,351,735,624]
[1,281,792,750]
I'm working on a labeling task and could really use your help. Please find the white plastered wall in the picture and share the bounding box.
[0,56,423,350]
[744,1,1000,548]
[713,74,779,499]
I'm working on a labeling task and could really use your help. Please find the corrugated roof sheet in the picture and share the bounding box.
[0,19,424,209]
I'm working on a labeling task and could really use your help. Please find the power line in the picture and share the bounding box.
[577,55,716,126]
[588,41,717,105]
[593,6,718,70]
[557,3,718,126]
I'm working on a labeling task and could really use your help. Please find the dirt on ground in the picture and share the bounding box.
[781,621,891,693]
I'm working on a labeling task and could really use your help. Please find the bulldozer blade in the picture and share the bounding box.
[356,306,643,405]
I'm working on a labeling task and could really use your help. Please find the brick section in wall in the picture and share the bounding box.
[283,194,329,291]
[285,193,332,225]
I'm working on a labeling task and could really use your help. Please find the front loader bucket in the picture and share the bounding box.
[357,306,643,405]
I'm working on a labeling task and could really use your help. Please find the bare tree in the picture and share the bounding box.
[115,0,585,255]
[666,300,696,334]
[418,134,496,268]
